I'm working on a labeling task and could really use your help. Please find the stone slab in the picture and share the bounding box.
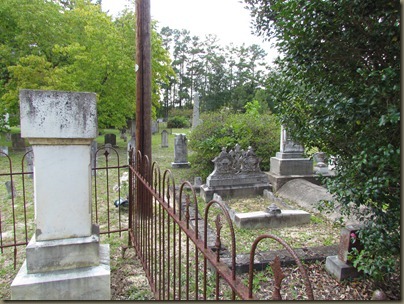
[234,210,310,229]
[270,156,313,176]
[325,255,360,281]
[200,183,271,202]
[266,172,325,192]
[11,244,111,300]
[171,162,190,168]
[20,89,97,139]
[26,234,100,274]
[206,173,269,188]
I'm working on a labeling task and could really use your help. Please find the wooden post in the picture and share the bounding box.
[136,0,152,162]
[136,0,152,217]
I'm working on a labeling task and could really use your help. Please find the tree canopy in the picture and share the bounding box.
[0,0,174,130]
[244,0,400,280]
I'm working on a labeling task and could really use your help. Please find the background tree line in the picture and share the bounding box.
[157,26,275,118]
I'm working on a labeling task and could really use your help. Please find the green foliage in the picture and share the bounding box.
[167,116,190,128]
[244,0,400,280]
[0,0,174,129]
[188,109,280,180]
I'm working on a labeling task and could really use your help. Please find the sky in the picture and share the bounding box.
[101,0,279,64]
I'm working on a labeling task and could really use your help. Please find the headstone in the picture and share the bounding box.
[171,134,190,168]
[11,133,26,151]
[267,125,314,192]
[0,146,8,156]
[193,176,202,192]
[90,141,98,176]
[151,120,158,134]
[161,130,168,148]
[12,89,110,300]
[200,144,270,202]
[25,146,34,178]
[5,181,16,199]
[192,92,201,129]
[119,128,127,142]
[325,224,362,281]
[104,133,116,147]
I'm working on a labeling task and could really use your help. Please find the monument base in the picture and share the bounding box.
[171,162,190,168]
[200,183,271,202]
[270,156,313,176]
[266,171,332,192]
[11,244,111,300]
[325,255,360,281]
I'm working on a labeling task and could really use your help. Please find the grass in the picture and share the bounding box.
[0,124,340,300]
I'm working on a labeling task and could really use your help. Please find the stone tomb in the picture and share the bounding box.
[200,144,271,202]
[11,89,110,300]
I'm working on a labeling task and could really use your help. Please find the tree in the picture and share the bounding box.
[244,0,400,280]
[0,0,173,129]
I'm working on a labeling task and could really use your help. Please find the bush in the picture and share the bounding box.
[167,116,190,128]
[188,109,280,180]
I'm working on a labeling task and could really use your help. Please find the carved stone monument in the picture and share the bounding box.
[11,89,110,300]
[172,134,190,168]
[267,125,315,191]
[200,144,270,202]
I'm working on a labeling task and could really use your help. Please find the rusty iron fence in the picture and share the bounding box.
[0,145,129,268]
[0,146,314,300]
[128,149,314,300]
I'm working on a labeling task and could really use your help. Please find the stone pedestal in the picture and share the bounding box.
[11,90,110,300]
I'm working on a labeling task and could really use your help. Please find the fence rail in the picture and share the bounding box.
[129,149,314,300]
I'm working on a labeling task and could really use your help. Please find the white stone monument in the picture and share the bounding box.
[267,125,314,192]
[192,92,201,129]
[11,90,110,300]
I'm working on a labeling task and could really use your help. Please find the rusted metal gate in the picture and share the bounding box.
[128,149,314,300]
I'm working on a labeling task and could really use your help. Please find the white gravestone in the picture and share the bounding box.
[12,90,110,300]
[192,92,201,129]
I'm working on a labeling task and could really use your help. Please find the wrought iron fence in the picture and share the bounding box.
[129,149,314,300]
[0,145,129,268]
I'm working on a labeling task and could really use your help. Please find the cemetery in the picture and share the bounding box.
[0,101,399,299]
[0,0,399,301]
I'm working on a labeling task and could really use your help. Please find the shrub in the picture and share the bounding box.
[167,116,190,128]
[188,110,280,180]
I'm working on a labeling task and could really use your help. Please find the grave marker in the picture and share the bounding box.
[171,134,190,168]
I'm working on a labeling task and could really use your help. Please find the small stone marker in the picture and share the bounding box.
[25,146,34,178]
[104,133,116,147]
[151,120,158,134]
[0,145,8,156]
[325,224,362,281]
[171,134,190,168]
[5,181,16,198]
[161,130,168,148]
[11,133,26,151]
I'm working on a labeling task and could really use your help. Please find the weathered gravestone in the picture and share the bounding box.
[5,181,16,199]
[104,133,116,147]
[171,134,190,168]
[12,89,110,300]
[25,146,34,178]
[11,133,26,151]
[151,120,158,134]
[161,130,168,148]
[325,224,363,281]
[200,144,271,202]
[0,145,8,156]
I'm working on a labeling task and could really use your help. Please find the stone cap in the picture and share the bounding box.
[20,89,97,139]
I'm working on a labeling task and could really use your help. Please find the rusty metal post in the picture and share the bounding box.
[136,0,152,217]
